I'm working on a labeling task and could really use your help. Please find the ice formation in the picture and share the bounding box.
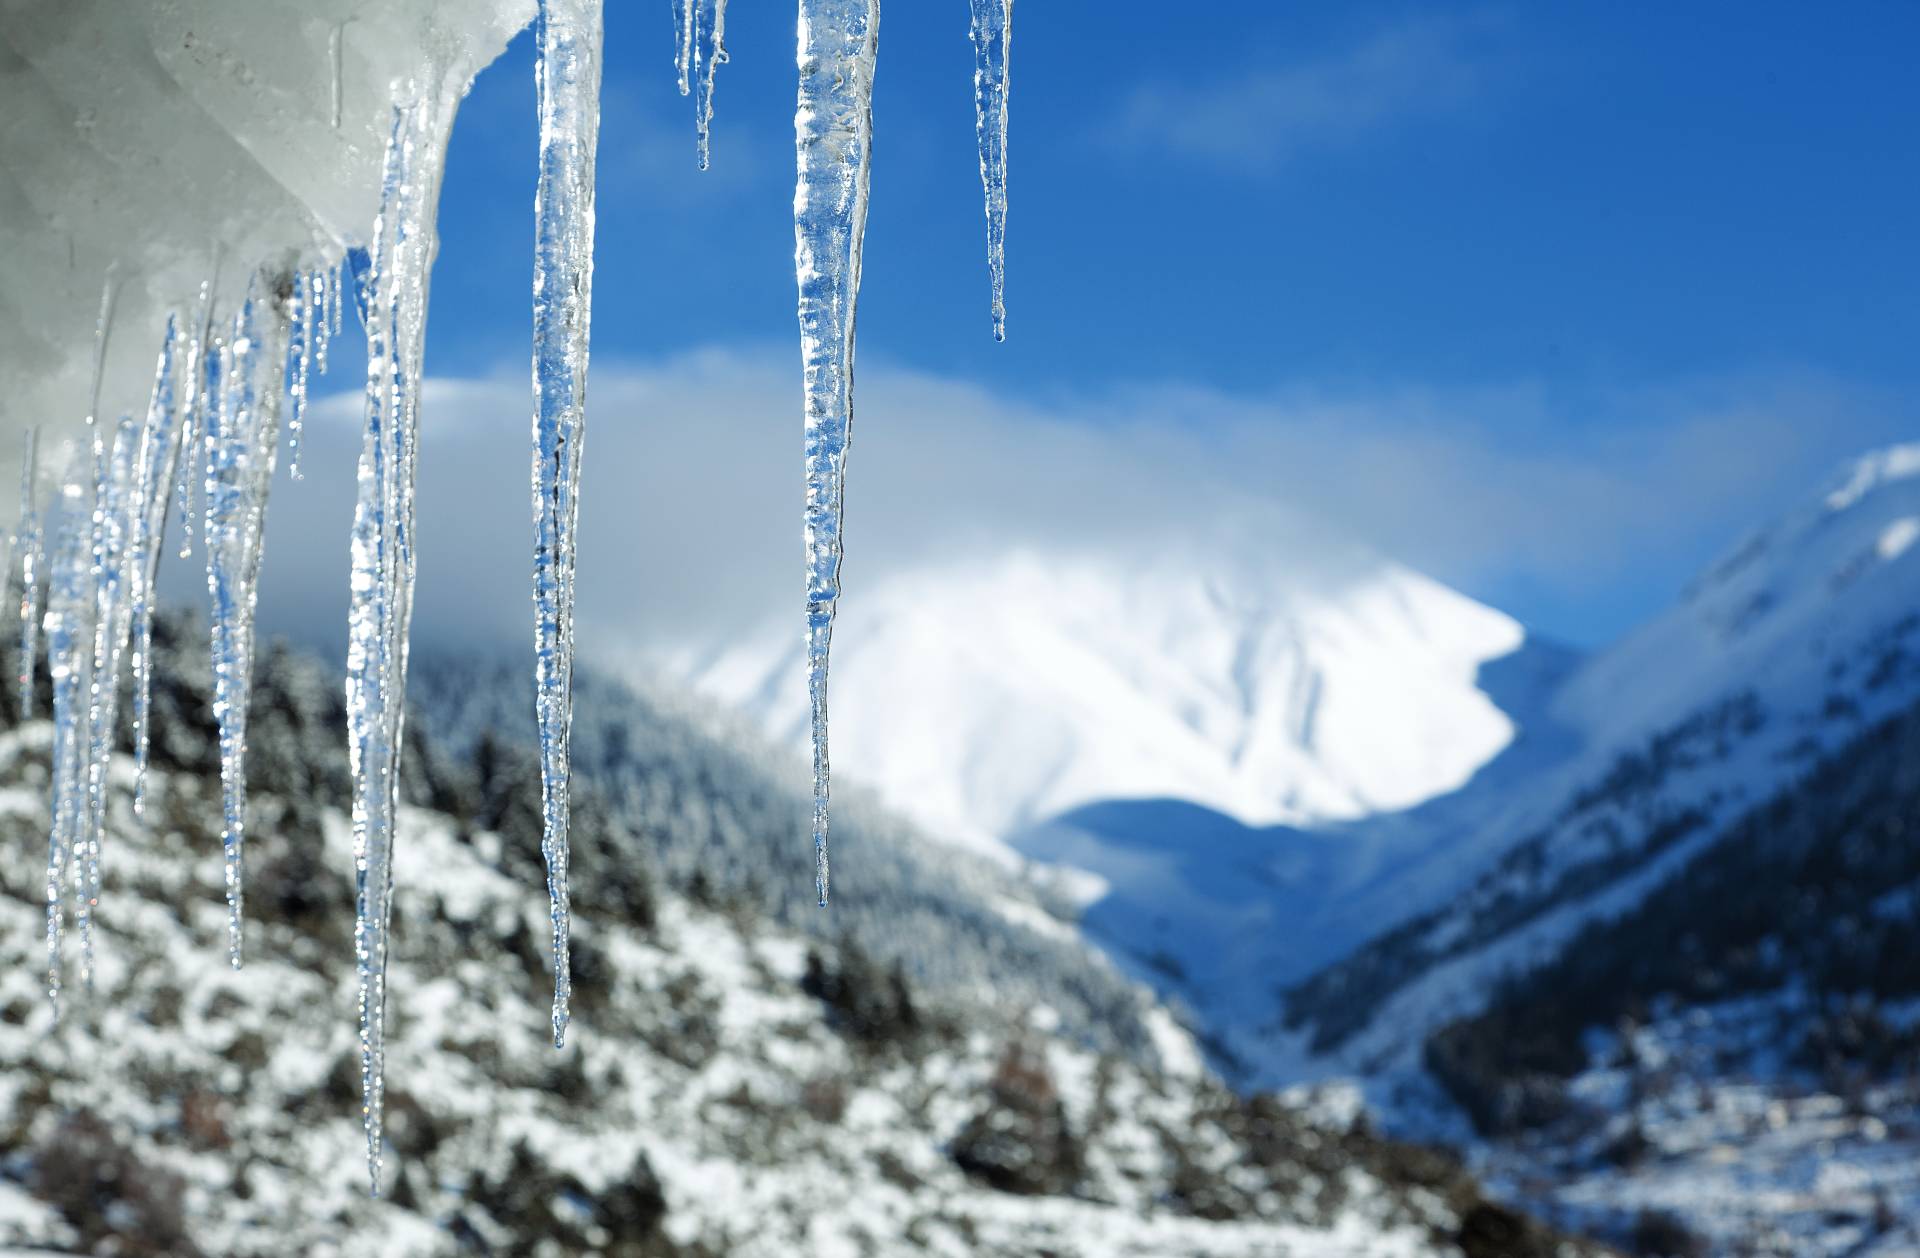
[173,264,221,562]
[284,268,329,481]
[347,88,456,1196]
[15,431,42,720]
[671,1,730,169]
[79,418,140,988]
[4,0,1019,1193]
[130,324,186,818]
[673,0,694,94]
[203,290,289,967]
[694,1,729,169]
[530,0,604,1051]
[970,0,1014,341]
[42,458,92,1013]
[794,0,882,906]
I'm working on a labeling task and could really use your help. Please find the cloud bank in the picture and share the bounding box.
[197,346,1906,677]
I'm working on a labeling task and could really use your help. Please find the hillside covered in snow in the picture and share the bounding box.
[0,615,1603,1257]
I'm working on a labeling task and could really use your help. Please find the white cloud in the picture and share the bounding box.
[1111,13,1503,172]
[218,347,1906,668]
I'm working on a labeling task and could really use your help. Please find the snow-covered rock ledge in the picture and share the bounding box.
[0,0,532,481]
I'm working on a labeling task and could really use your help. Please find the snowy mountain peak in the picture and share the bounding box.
[1691,442,1920,606]
[665,518,1531,854]
[1558,441,1920,744]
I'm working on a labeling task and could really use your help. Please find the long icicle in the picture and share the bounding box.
[67,269,120,983]
[693,0,729,170]
[130,321,185,819]
[794,0,880,907]
[204,286,289,969]
[16,430,43,721]
[530,0,604,1052]
[349,88,452,1198]
[83,271,119,433]
[43,454,95,1016]
[78,417,140,990]
[969,0,1013,341]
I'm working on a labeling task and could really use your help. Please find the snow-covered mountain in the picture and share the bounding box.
[1216,443,1920,1254]
[666,513,1537,859]
[1278,443,1920,1078]
[663,440,1920,1252]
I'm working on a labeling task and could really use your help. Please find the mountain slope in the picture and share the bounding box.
[667,514,1538,858]
[0,620,1600,1256]
[1276,444,1920,1084]
[1426,668,1920,1256]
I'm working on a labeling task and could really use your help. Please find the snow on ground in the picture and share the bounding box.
[0,712,1545,1256]
[1478,989,1920,1258]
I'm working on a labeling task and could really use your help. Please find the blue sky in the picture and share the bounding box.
[382,1,1920,649]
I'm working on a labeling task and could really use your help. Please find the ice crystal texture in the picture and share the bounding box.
[693,0,729,169]
[794,0,881,906]
[15,431,43,721]
[78,417,141,988]
[346,89,454,1197]
[969,0,1013,341]
[130,322,186,819]
[203,291,289,967]
[173,267,220,561]
[43,458,94,1013]
[530,0,604,1050]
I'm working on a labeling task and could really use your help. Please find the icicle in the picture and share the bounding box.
[313,265,336,377]
[130,322,184,819]
[286,270,314,481]
[16,430,43,721]
[348,89,453,1198]
[84,271,119,433]
[64,267,121,990]
[330,256,345,341]
[175,258,221,560]
[204,287,288,969]
[43,456,95,1014]
[794,0,880,908]
[969,0,1013,341]
[692,0,729,170]
[530,0,604,1052]
[76,417,140,989]
[673,0,695,96]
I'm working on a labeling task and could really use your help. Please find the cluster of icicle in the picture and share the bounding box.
[8,0,1014,1198]
[12,260,342,1019]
